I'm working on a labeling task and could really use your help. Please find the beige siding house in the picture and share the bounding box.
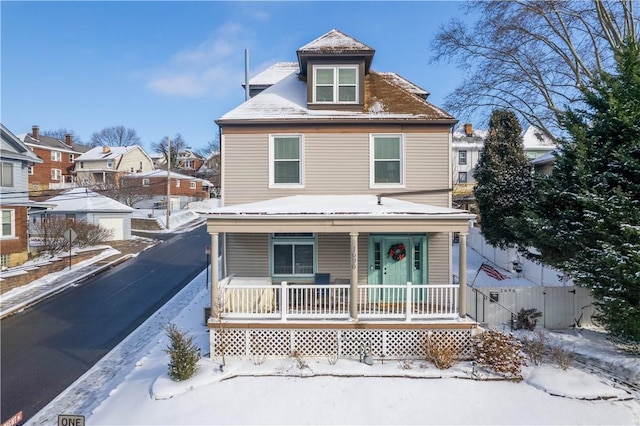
[75,145,154,187]
[202,29,476,361]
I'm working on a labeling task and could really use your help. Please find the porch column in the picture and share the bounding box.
[458,232,468,318]
[349,232,359,321]
[211,232,219,320]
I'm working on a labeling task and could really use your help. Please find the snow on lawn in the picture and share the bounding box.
[31,271,635,426]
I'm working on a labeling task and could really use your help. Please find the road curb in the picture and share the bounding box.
[0,254,134,320]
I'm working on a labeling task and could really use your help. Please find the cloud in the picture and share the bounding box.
[144,22,250,98]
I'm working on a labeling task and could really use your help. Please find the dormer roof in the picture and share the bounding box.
[297,29,375,76]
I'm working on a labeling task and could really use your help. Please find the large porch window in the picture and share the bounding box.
[271,233,315,276]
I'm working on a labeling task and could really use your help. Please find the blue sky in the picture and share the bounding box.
[2,1,473,152]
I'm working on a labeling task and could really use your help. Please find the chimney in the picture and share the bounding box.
[464,123,473,137]
[102,146,111,154]
[32,125,40,140]
[65,133,73,148]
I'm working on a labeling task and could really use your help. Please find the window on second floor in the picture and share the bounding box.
[370,134,404,187]
[69,154,75,163]
[79,161,84,169]
[1,209,15,238]
[28,166,34,175]
[51,151,62,162]
[106,160,113,169]
[189,181,196,189]
[458,172,468,184]
[1,162,14,187]
[313,66,358,104]
[176,179,181,188]
[51,169,61,181]
[142,178,150,186]
[269,135,303,187]
[459,150,467,165]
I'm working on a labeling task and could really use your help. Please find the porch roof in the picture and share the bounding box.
[204,195,475,234]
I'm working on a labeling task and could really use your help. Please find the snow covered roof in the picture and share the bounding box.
[199,195,473,220]
[126,170,213,185]
[76,145,149,161]
[248,62,299,86]
[45,188,134,212]
[522,125,556,148]
[297,29,374,54]
[218,70,453,122]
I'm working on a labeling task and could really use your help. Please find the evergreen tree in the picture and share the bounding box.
[524,40,640,341]
[473,110,535,248]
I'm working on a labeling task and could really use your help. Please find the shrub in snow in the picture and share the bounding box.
[164,323,200,381]
[515,308,542,331]
[522,330,548,365]
[424,333,457,369]
[550,346,574,370]
[473,330,526,380]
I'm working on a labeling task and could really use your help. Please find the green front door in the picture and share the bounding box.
[368,235,427,303]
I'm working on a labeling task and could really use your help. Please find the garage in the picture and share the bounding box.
[98,217,125,240]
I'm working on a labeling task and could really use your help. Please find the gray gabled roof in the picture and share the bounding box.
[1,124,43,164]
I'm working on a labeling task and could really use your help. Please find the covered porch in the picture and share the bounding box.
[204,195,476,359]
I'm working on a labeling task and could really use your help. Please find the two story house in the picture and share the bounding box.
[0,124,45,267]
[75,145,154,187]
[203,30,476,361]
[122,170,213,209]
[19,125,89,193]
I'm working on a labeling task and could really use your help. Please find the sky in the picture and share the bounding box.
[1,1,472,153]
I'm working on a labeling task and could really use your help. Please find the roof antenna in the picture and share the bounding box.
[244,49,250,101]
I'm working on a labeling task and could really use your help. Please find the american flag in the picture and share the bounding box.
[480,263,510,280]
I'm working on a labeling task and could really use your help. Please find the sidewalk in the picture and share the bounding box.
[0,237,158,319]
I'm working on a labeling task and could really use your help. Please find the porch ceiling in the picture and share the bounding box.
[204,195,475,234]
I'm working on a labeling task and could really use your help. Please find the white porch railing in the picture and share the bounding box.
[217,280,459,321]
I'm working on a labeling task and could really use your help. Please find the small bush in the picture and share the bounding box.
[550,346,574,370]
[425,333,457,369]
[515,308,542,331]
[472,330,526,380]
[522,330,548,365]
[164,323,200,381]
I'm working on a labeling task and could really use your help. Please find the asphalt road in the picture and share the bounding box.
[1,224,211,424]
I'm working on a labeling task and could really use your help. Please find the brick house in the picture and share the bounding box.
[122,170,213,209]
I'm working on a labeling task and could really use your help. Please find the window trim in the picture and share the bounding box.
[142,178,150,187]
[51,151,62,162]
[270,233,316,278]
[269,134,304,188]
[1,162,14,187]
[69,153,75,163]
[459,150,467,165]
[313,65,359,104]
[1,209,15,239]
[51,168,62,181]
[189,181,196,189]
[458,172,468,184]
[369,134,405,188]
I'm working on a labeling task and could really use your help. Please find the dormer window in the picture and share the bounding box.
[313,66,358,103]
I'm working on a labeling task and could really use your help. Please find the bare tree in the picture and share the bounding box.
[90,126,141,147]
[42,128,84,144]
[151,133,188,171]
[194,134,220,159]
[431,0,639,137]
[95,175,156,207]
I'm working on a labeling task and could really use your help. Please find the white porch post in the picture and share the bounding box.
[458,232,468,318]
[211,232,219,319]
[349,232,359,321]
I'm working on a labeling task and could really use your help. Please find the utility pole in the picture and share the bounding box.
[166,136,171,229]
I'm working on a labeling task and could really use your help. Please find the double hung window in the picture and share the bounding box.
[459,150,467,165]
[1,162,13,187]
[314,66,357,103]
[271,233,315,276]
[370,134,404,186]
[1,210,14,238]
[51,169,61,181]
[270,135,303,187]
[51,151,62,162]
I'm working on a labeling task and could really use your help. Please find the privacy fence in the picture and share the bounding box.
[465,228,597,329]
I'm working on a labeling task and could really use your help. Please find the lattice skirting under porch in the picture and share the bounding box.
[209,327,473,360]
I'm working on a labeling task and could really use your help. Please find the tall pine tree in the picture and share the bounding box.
[473,110,535,249]
[524,40,640,341]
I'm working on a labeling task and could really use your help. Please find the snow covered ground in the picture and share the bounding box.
[28,268,640,425]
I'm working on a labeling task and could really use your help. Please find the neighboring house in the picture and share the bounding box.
[122,170,213,209]
[0,124,46,267]
[451,124,556,210]
[532,149,557,175]
[149,152,166,170]
[30,187,134,241]
[176,149,204,175]
[75,145,154,187]
[19,125,88,192]
[196,151,220,195]
[202,29,476,360]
